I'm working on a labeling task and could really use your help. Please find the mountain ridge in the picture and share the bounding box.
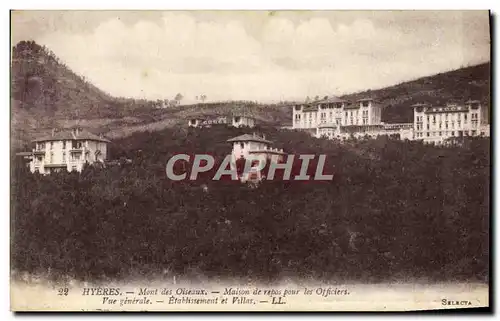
[11,40,490,148]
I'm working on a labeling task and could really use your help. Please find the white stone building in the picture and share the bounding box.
[293,96,413,141]
[227,133,285,163]
[188,115,256,128]
[413,100,490,144]
[27,127,110,174]
[226,133,286,182]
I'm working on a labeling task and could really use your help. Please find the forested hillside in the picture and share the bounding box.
[342,63,490,123]
[11,126,490,283]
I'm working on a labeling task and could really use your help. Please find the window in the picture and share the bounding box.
[49,152,54,163]
[362,101,369,107]
[50,142,54,150]
[62,152,66,162]
[63,141,66,149]
[234,117,240,123]
[427,132,430,137]
[240,142,244,149]
[433,116,436,124]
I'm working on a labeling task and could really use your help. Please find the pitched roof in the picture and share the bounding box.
[32,129,111,143]
[316,96,350,104]
[302,105,319,112]
[227,134,272,144]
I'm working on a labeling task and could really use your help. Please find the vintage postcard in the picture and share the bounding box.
[10,10,490,312]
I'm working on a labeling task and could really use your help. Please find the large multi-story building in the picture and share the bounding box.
[292,96,490,144]
[413,100,490,144]
[293,96,411,140]
[25,127,110,174]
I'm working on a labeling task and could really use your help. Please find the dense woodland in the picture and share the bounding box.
[11,126,490,283]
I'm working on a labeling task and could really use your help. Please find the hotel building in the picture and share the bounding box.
[413,100,490,144]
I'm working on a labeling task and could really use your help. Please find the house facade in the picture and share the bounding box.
[27,127,110,174]
[227,133,286,182]
[188,115,256,128]
[227,133,285,163]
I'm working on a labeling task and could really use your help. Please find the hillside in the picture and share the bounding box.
[11,40,490,147]
[12,125,490,283]
[342,62,490,123]
[10,41,291,147]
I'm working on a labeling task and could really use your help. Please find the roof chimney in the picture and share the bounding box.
[51,128,56,137]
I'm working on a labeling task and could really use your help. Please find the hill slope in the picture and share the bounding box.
[343,62,490,123]
[11,40,490,147]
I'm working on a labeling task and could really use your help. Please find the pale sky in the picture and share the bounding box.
[11,10,490,103]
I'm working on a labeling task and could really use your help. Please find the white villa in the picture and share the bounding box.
[227,133,285,163]
[227,133,286,182]
[188,115,256,128]
[25,127,110,174]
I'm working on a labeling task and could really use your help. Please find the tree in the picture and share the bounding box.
[200,94,207,103]
[174,93,184,105]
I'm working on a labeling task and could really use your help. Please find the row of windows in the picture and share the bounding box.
[415,130,478,138]
[416,119,479,130]
[295,115,369,125]
[36,141,85,151]
[416,113,478,123]
[46,152,82,163]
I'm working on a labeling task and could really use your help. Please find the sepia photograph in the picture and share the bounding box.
[9,9,491,312]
